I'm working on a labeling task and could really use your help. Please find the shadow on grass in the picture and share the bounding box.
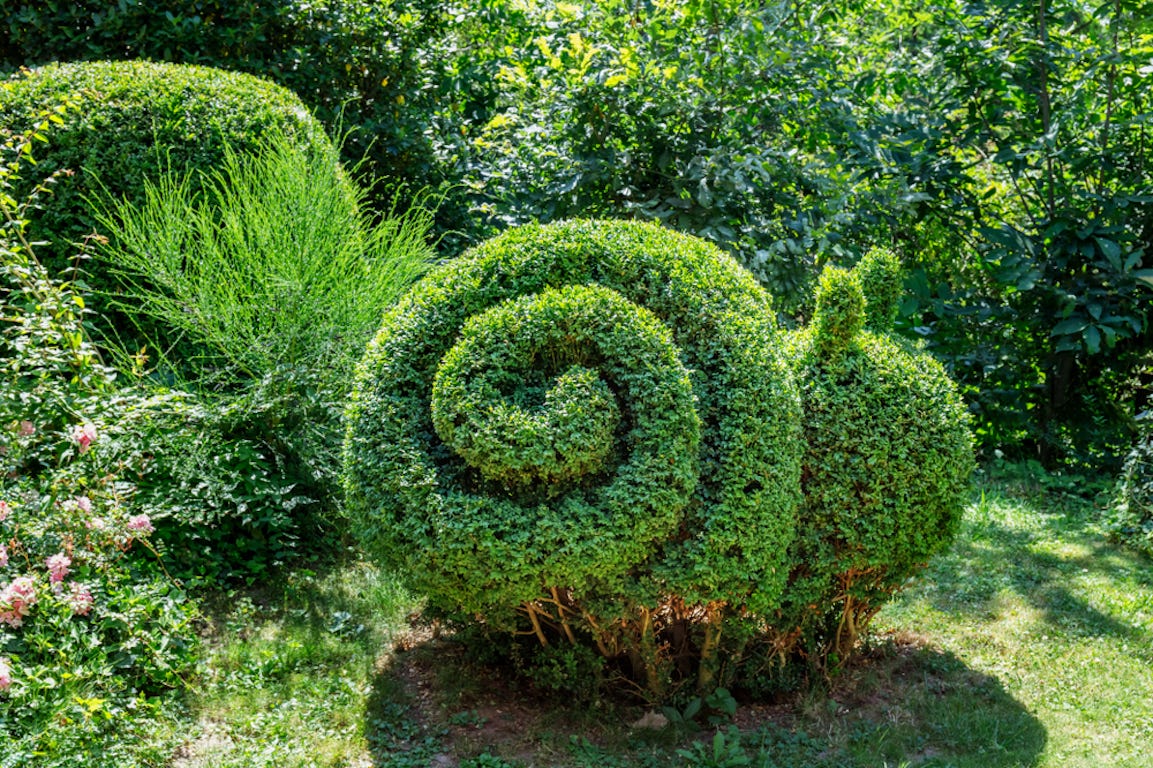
[361,631,1047,768]
[921,487,1153,646]
[806,634,1048,768]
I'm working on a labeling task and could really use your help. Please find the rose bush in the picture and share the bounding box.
[2,118,197,767]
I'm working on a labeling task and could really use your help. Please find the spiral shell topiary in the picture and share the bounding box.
[342,219,803,618]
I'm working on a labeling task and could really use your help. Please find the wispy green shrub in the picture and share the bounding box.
[93,132,434,580]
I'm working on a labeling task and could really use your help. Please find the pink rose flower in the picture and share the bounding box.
[18,421,34,436]
[0,500,9,522]
[127,514,154,534]
[75,496,93,514]
[71,422,97,453]
[67,582,94,616]
[0,577,37,628]
[46,553,71,584]
[0,544,7,569]
[0,656,11,691]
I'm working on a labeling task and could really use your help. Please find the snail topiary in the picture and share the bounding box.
[343,219,974,699]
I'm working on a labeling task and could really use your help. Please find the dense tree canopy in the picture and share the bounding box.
[3,0,1151,466]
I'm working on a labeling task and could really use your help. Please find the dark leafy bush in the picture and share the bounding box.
[431,1,938,307]
[0,59,330,272]
[1107,417,1153,557]
[783,254,975,661]
[344,219,803,696]
[111,391,321,587]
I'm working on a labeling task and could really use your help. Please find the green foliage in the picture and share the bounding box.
[0,123,196,765]
[0,0,457,235]
[784,261,975,659]
[676,727,752,768]
[811,267,865,362]
[511,640,605,702]
[855,247,901,332]
[862,0,1153,465]
[459,755,524,768]
[0,60,330,274]
[92,131,434,583]
[436,1,923,306]
[1107,415,1153,557]
[344,219,803,694]
[94,131,431,383]
[117,393,320,586]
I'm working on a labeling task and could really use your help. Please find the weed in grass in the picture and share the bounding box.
[367,700,447,768]
[567,735,676,768]
[677,727,753,767]
[450,709,490,729]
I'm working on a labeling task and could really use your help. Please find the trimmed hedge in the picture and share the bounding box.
[0,60,331,271]
[343,219,803,620]
[856,246,902,332]
[0,0,448,231]
[783,254,975,658]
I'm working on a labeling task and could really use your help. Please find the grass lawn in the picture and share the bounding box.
[169,470,1153,767]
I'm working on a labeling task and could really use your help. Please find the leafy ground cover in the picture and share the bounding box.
[169,467,1152,767]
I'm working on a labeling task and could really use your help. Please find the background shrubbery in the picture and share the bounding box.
[6,0,1148,469]
[0,0,452,230]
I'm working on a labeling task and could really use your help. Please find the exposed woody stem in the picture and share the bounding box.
[520,602,549,647]
[580,608,617,658]
[638,606,661,697]
[547,587,578,645]
[696,602,725,692]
